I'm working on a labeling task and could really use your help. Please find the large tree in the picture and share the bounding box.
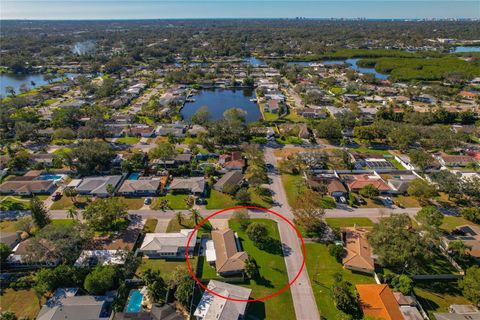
[415,206,444,241]
[408,149,434,172]
[149,142,176,169]
[459,266,480,305]
[368,214,429,272]
[82,198,128,231]
[27,222,91,265]
[407,178,437,203]
[292,189,325,237]
[30,196,50,228]
[190,106,211,125]
[142,269,168,304]
[84,265,119,295]
[69,141,115,175]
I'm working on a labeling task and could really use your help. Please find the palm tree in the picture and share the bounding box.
[176,212,183,226]
[159,198,170,211]
[67,207,78,221]
[190,208,200,226]
[64,187,78,205]
[184,196,194,208]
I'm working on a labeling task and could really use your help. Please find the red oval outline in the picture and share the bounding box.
[185,205,306,302]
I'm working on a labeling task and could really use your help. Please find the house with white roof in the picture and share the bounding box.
[194,280,251,320]
[138,229,197,259]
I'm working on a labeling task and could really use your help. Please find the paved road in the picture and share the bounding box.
[264,147,321,320]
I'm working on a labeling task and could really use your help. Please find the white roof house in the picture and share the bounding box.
[74,250,127,267]
[139,229,197,258]
[194,280,252,320]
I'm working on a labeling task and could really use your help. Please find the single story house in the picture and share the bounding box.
[37,288,110,320]
[74,229,141,267]
[211,229,248,276]
[441,225,480,262]
[219,152,245,171]
[307,175,347,198]
[0,180,56,196]
[355,284,404,320]
[437,153,475,167]
[124,125,155,137]
[8,238,60,268]
[387,175,416,194]
[342,228,375,274]
[117,179,161,196]
[76,175,123,197]
[194,280,252,320]
[113,303,183,320]
[169,177,206,196]
[345,174,391,193]
[32,153,55,167]
[139,229,197,258]
[214,171,244,193]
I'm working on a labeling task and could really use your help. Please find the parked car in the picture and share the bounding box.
[356,196,366,205]
[144,197,152,205]
[52,192,62,201]
[339,196,347,204]
[196,198,207,205]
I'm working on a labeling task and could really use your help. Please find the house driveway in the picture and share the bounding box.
[154,219,170,232]
[209,219,229,230]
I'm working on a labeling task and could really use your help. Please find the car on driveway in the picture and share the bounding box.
[144,197,152,205]
[52,192,62,201]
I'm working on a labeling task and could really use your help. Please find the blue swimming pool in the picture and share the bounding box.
[37,174,63,181]
[126,290,144,312]
[128,173,141,180]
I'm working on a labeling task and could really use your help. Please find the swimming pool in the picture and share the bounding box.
[128,173,141,180]
[36,174,64,181]
[125,290,144,312]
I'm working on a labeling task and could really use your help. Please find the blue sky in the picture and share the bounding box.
[1,1,479,19]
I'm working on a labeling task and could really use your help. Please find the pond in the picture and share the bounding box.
[181,88,261,123]
[0,73,77,97]
[452,46,480,53]
[244,56,266,66]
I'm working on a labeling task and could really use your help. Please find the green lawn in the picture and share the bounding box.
[49,195,90,210]
[229,219,295,320]
[0,196,30,210]
[116,136,141,145]
[263,111,279,121]
[166,217,212,237]
[414,281,471,319]
[51,219,76,227]
[144,219,158,233]
[151,194,191,210]
[305,243,375,319]
[325,218,374,229]
[136,257,197,281]
[441,216,477,232]
[205,189,237,209]
[198,255,221,279]
[0,288,46,319]
[281,174,306,206]
[117,197,145,210]
[0,220,20,233]
[379,250,459,276]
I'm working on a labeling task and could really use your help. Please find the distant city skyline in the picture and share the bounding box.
[1,1,479,20]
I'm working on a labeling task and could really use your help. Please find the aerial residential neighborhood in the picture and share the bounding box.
[0,14,480,320]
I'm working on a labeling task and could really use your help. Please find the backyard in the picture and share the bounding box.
[305,243,375,319]
[414,281,471,319]
[0,288,46,319]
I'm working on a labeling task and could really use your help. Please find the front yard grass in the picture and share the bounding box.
[0,288,46,319]
[0,196,30,210]
[205,189,236,209]
[116,136,141,145]
[441,216,477,232]
[0,220,20,233]
[136,257,197,281]
[281,174,306,206]
[325,217,374,229]
[152,194,191,210]
[166,217,212,237]
[49,195,90,210]
[414,281,471,319]
[117,197,145,210]
[50,219,76,227]
[305,243,375,319]
[394,195,421,208]
[229,219,295,320]
[143,219,158,233]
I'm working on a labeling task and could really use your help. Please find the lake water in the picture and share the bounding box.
[181,88,261,123]
[287,59,388,80]
[244,56,266,66]
[453,46,480,53]
[0,73,77,97]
